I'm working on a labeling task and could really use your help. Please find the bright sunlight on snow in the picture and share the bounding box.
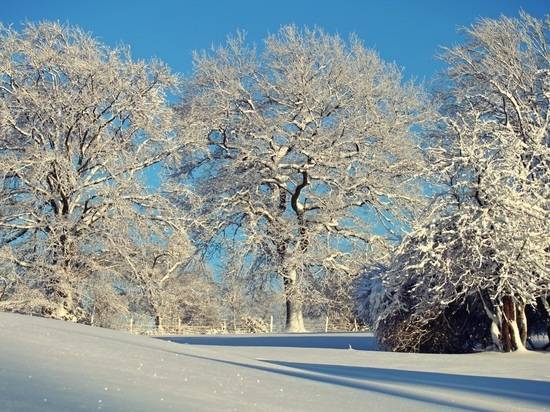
[1,313,549,412]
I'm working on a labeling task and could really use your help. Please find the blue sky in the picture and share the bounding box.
[2,1,547,277]
[2,0,548,81]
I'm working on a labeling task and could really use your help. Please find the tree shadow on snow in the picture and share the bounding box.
[263,360,550,408]
[157,333,379,351]
[174,351,550,411]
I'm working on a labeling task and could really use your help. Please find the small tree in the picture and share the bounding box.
[0,22,193,321]
[180,26,426,331]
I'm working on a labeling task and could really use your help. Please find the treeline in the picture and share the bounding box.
[0,12,548,352]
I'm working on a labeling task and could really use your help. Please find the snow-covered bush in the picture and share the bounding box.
[358,203,547,352]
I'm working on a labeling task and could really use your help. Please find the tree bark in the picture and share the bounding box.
[517,302,528,347]
[276,186,306,332]
[500,295,526,352]
[42,269,80,322]
[155,314,163,334]
[284,270,306,333]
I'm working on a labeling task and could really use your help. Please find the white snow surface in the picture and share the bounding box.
[1,312,549,411]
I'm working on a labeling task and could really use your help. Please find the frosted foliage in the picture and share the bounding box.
[0,22,194,322]
[181,26,426,330]
[359,13,550,352]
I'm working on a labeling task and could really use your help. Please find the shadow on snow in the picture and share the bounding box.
[174,351,550,411]
[264,360,550,407]
[156,333,379,351]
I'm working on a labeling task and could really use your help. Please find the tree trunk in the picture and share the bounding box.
[284,270,305,333]
[277,186,306,333]
[155,314,163,334]
[47,301,79,322]
[43,274,79,322]
[539,296,550,349]
[517,302,528,347]
[500,295,526,352]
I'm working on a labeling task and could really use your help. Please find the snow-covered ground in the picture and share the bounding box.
[1,312,549,411]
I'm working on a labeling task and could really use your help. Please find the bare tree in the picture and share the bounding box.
[359,12,550,352]
[218,244,284,330]
[0,22,193,321]
[172,267,222,328]
[180,26,426,331]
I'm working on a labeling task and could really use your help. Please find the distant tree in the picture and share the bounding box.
[358,12,550,352]
[179,26,426,331]
[0,22,193,322]
[160,263,222,329]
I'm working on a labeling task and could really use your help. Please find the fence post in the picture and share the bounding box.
[353,318,358,332]
[178,317,182,334]
[129,317,134,334]
[325,315,329,333]
[270,315,274,333]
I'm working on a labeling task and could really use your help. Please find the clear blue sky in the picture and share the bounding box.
[2,0,548,81]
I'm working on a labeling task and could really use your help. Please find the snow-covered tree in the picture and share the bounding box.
[359,12,549,352]
[179,26,426,331]
[0,22,194,321]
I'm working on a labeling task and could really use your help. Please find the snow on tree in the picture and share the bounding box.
[0,22,195,322]
[358,12,550,353]
[179,26,426,331]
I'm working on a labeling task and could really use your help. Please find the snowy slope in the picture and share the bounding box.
[1,312,549,411]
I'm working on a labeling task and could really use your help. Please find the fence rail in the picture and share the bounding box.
[124,315,367,336]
